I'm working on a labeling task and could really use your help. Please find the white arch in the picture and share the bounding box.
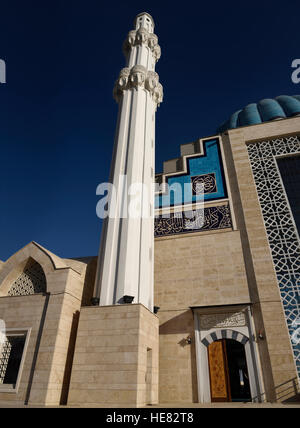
[201,329,249,347]
[195,325,262,403]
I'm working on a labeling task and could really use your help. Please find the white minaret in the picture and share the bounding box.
[94,12,163,311]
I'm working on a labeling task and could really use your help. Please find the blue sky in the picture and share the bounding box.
[0,0,299,260]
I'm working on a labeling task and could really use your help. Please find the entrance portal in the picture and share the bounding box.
[208,339,251,402]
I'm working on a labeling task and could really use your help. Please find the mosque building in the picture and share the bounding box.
[0,13,300,406]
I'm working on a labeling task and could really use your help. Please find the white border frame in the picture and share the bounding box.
[193,306,263,403]
[0,327,31,394]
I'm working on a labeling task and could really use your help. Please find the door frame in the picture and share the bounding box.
[193,305,263,403]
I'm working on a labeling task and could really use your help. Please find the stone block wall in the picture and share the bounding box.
[68,304,159,407]
[154,229,250,403]
[0,295,46,406]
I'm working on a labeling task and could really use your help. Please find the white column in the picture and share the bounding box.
[94,13,163,311]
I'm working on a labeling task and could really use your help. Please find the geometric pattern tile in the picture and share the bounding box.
[0,337,12,384]
[247,135,300,378]
[154,204,232,237]
[8,261,46,296]
[0,335,26,386]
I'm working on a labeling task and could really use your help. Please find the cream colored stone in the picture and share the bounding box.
[68,304,158,407]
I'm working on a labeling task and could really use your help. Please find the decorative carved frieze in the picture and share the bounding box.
[123,28,161,61]
[154,204,232,237]
[118,67,130,89]
[148,34,158,50]
[136,27,149,44]
[152,44,161,62]
[130,65,147,87]
[145,71,159,93]
[128,30,137,46]
[199,312,246,330]
[113,66,163,105]
[153,83,163,105]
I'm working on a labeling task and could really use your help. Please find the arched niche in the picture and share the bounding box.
[7,258,46,296]
[0,242,68,297]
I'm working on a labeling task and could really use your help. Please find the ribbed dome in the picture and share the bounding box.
[218,95,300,133]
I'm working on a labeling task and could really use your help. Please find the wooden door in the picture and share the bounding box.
[208,339,231,402]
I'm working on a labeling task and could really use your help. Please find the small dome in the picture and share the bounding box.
[218,95,300,133]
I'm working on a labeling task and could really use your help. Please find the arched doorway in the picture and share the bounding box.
[208,338,251,402]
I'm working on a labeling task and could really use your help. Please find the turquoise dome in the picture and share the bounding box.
[218,95,300,133]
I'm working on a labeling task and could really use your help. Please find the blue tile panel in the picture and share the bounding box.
[155,138,227,209]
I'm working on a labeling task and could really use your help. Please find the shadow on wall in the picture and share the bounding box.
[277,378,300,404]
[159,310,198,403]
[159,311,193,335]
[77,257,98,307]
[60,310,80,405]
[239,375,300,404]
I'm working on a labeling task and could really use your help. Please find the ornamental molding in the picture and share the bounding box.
[113,66,163,105]
[123,28,161,62]
[247,134,300,377]
[154,204,232,237]
[199,312,246,330]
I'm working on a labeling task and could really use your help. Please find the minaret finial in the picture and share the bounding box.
[134,12,155,32]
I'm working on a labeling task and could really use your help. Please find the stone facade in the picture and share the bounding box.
[68,304,159,407]
[0,242,89,406]
[152,117,300,404]
[222,118,300,401]
[154,228,251,403]
[155,230,250,310]
[0,294,47,406]
[1,118,300,407]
